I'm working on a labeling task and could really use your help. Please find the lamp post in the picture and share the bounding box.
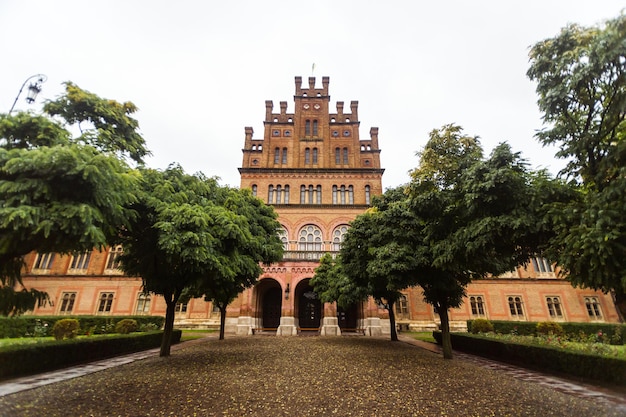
[8,74,47,114]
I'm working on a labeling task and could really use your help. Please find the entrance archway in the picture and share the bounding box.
[337,304,359,329]
[255,279,282,329]
[296,280,321,329]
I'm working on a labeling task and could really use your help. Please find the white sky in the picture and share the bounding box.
[1,1,623,189]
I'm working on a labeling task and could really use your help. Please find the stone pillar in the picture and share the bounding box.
[236,316,254,335]
[277,315,297,336]
[320,316,341,336]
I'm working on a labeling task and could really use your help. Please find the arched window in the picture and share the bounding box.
[335,148,341,165]
[251,184,257,197]
[284,185,290,204]
[343,147,349,164]
[313,120,318,136]
[274,148,280,164]
[305,120,311,136]
[469,296,485,316]
[278,227,289,251]
[282,148,287,164]
[298,225,323,251]
[348,185,354,204]
[305,148,310,164]
[316,185,322,204]
[508,296,524,317]
[312,148,318,164]
[300,185,306,204]
[332,225,349,251]
[275,185,282,204]
[365,185,371,205]
[546,297,563,318]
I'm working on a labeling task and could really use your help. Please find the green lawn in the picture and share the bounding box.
[407,331,436,343]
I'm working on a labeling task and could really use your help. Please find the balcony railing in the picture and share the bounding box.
[282,251,338,261]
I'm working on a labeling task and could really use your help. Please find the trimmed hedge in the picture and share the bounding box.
[466,320,626,344]
[433,331,626,385]
[0,315,165,338]
[0,330,181,379]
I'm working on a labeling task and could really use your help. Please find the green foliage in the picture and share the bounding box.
[0,82,147,316]
[115,319,139,334]
[536,321,564,336]
[52,319,79,340]
[470,318,494,334]
[434,332,626,384]
[528,14,626,296]
[0,315,164,338]
[0,330,181,379]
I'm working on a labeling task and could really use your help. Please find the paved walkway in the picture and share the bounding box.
[1,334,624,413]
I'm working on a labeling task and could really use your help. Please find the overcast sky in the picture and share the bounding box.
[1,1,623,189]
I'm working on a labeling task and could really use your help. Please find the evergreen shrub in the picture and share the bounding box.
[115,319,138,334]
[536,321,564,336]
[52,319,79,340]
[469,318,494,333]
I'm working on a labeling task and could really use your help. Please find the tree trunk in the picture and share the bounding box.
[388,301,398,342]
[160,289,180,357]
[219,305,226,340]
[439,302,453,359]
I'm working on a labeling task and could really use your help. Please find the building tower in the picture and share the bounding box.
[235,76,385,335]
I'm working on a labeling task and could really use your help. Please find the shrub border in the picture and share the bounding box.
[0,330,181,380]
[433,331,626,385]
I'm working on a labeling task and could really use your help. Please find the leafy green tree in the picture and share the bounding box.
[188,188,283,340]
[118,166,247,356]
[527,14,626,308]
[408,125,551,358]
[0,83,145,316]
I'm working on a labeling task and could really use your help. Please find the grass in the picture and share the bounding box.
[407,331,436,343]
[180,329,216,342]
[0,333,124,351]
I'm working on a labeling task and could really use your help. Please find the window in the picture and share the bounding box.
[343,130,350,137]
[585,297,602,320]
[305,148,310,164]
[312,120,318,136]
[274,147,280,164]
[469,296,485,316]
[97,293,114,313]
[284,130,291,136]
[33,253,55,270]
[312,148,318,164]
[531,257,553,273]
[298,225,323,251]
[69,252,91,271]
[305,120,311,136]
[282,147,287,164]
[251,184,257,197]
[105,246,123,271]
[332,225,349,251]
[546,297,563,318]
[365,185,371,205]
[136,293,151,314]
[332,131,339,137]
[268,185,274,204]
[335,147,340,165]
[278,227,289,250]
[333,185,353,205]
[300,184,320,204]
[272,129,280,136]
[396,295,409,318]
[343,148,348,164]
[59,293,76,314]
[175,302,188,314]
[508,296,524,318]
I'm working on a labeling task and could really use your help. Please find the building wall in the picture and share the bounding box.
[17,76,622,332]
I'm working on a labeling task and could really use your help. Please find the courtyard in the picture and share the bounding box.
[0,336,624,416]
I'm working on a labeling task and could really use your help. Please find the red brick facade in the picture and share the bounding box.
[19,76,621,333]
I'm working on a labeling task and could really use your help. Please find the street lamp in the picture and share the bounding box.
[8,74,47,114]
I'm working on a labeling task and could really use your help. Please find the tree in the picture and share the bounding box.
[408,125,550,358]
[188,188,283,340]
[0,83,145,316]
[118,166,249,356]
[527,14,626,306]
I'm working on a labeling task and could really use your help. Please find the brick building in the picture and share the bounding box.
[18,76,621,332]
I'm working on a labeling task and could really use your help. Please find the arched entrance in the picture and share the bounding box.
[296,279,321,330]
[338,304,359,329]
[255,279,282,329]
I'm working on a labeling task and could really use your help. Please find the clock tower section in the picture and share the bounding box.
[236,76,385,336]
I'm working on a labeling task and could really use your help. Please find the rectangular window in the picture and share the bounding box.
[508,296,524,318]
[396,295,409,316]
[33,253,55,270]
[546,296,563,318]
[585,297,602,320]
[97,292,114,313]
[136,293,151,314]
[469,296,485,316]
[59,292,76,314]
[69,252,91,271]
[531,257,553,273]
[175,302,188,314]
